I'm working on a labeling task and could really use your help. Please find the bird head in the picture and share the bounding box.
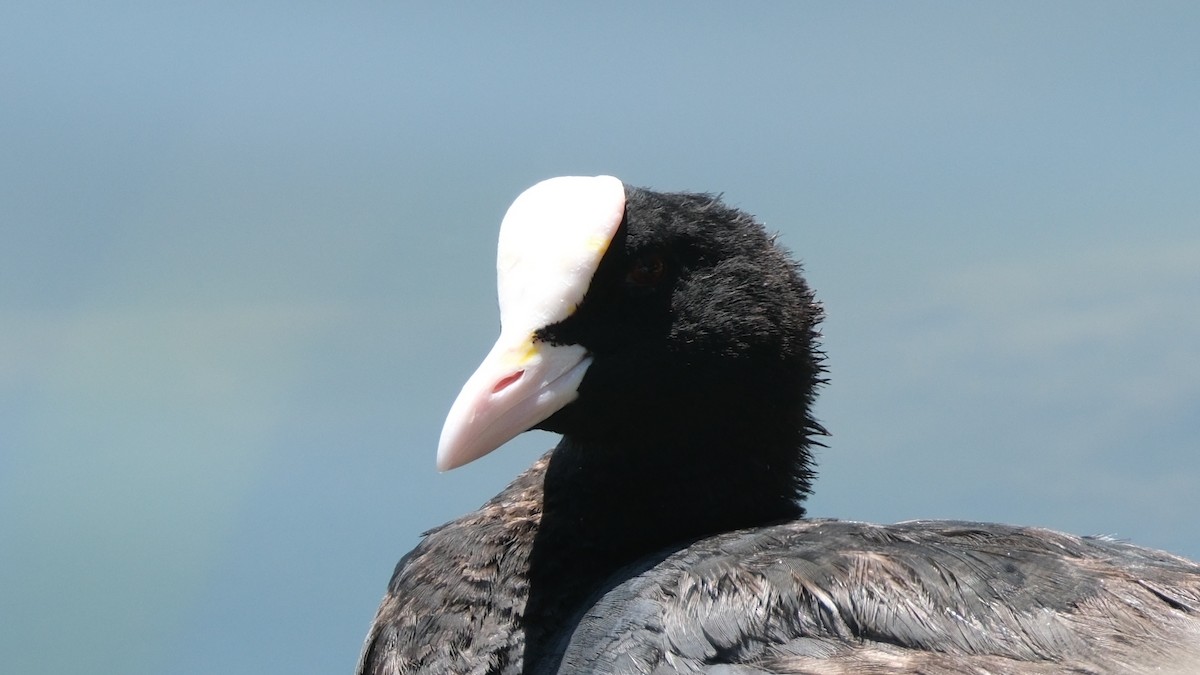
[437,176,823,472]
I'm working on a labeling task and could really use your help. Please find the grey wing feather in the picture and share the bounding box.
[557,520,1200,674]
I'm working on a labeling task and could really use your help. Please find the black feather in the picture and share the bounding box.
[358,184,1200,675]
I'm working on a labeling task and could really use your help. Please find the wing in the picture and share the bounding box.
[555,520,1200,675]
[357,464,548,675]
[356,523,530,675]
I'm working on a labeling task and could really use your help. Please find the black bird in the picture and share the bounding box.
[359,176,1200,674]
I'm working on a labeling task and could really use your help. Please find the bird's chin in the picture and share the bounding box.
[532,405,576,435]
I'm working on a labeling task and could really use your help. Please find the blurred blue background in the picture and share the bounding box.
[2,2,1198,673]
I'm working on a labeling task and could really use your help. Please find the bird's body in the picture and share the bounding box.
[564,519,1200,674]
[362,451,1200,675]
[359,177,1200,674]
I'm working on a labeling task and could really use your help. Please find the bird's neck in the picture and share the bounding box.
[514,427,811,670]
[540,431,809,557]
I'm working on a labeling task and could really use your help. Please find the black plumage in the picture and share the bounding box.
[358,180,1200,674]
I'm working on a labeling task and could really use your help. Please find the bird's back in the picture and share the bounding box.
[555,520,1200,674]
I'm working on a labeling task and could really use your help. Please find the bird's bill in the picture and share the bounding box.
[436,333,591,471]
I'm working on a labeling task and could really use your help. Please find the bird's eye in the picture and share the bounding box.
[626,253,667,288]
